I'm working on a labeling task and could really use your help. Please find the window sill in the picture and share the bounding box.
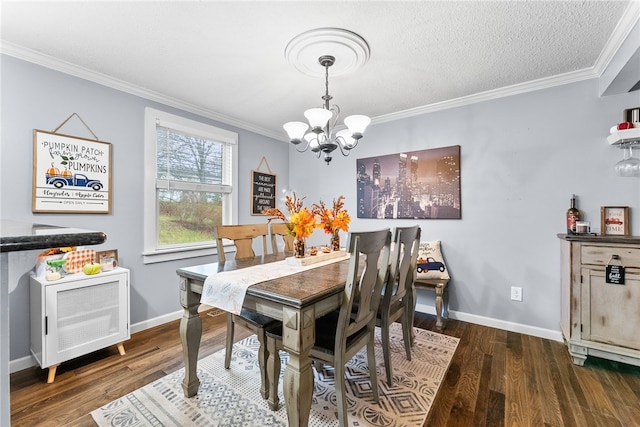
[142,244,218,264]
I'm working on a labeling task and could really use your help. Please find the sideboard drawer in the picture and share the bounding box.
[581,245,640,268]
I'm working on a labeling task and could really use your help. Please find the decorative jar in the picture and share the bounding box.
[330,231,340,251]
[294,237,306,258]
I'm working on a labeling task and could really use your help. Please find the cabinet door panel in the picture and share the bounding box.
[583,268,640,351]
[44,272,129,366]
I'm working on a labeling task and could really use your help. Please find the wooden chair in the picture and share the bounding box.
[269,222,294,254]
[376,225,421,387]
[214,224,279,400]
[266,229,392,426]
[215,223,269,263]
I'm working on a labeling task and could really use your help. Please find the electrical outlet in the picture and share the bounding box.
[510,286,523,302]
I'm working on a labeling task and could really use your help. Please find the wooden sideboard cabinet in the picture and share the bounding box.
[559,234,640,367]
[30,267,130,382]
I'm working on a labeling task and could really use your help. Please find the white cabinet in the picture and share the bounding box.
[559,234,640,367]
[30,267,130,382]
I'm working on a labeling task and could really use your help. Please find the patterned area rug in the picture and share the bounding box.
[92,323,459,427]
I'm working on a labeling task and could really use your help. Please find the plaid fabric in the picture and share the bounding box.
[64,249,96,273]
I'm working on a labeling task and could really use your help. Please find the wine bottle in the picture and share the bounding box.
[566,194,580,234]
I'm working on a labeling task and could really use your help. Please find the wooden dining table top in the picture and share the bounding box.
[177,253,353,309]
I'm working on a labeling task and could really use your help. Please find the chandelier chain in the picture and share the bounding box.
[322,63,332,107]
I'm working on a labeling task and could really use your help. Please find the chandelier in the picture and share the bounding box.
[283,55,371,165]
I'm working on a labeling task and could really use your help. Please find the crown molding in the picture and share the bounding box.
[593,0,640,76]
[372,67,597,125]
[0,41,283,141]
[3,0,637,142]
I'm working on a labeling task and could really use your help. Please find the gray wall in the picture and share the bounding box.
[1,55,290,362]
[290,79,640,334]
[2,54,639,367]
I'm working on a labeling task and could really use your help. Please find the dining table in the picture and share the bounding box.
[177,252,352,427]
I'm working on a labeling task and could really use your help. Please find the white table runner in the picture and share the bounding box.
[200,253,349,315]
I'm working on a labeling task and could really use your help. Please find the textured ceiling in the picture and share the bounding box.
[1,1,637,141]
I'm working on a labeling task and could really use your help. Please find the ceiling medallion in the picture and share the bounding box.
[285,28,370,78]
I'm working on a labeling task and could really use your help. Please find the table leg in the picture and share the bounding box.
[179,277,202,397]
[435,285,444,331]
[281,306,314,427]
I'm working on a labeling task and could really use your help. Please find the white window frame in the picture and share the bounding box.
[143,107,238,264]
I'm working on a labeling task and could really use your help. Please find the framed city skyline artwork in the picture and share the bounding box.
[356,145,461,219]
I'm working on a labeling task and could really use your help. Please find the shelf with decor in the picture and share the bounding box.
[607,128,640,146]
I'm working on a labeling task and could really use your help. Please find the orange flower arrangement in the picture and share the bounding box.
[312,195,351,235]
[263,192,316,239]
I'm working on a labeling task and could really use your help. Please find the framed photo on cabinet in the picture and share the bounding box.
[600,206,630,236]
[95,249,119,270]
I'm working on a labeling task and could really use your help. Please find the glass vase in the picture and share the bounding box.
[330,231,340,252]
[294,237,306,258]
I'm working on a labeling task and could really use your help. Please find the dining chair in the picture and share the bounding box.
[269,222,294,254]
[376,225,421,386]
[266,228,392,426]
[214,224,280,400]
[215,223,269,263]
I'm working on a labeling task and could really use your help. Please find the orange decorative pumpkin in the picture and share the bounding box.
[46,164,60,177]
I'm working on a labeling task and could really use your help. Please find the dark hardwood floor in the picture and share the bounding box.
[10,311,640,426]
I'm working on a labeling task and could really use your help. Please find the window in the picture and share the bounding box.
[143,108,238,263]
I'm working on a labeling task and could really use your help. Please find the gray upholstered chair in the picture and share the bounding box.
[266,228,392,426]
[376,225,421,386]
[215,224,279,400]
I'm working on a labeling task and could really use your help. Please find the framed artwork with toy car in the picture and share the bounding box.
[32,129,112,213]
[600,206,629,236]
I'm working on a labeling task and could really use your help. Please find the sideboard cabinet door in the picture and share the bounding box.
[559,234,640,367]
[581,268,640,351]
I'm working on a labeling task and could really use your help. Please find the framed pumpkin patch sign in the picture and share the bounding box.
[32,129,112,213]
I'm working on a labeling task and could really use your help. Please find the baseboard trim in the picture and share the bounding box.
[9,355,36,374]
[415,303,563,342]
[10,310,185,374]
[130,310,183,334]
[11,306,563,373]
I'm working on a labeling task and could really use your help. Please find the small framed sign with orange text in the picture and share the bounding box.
[600,206,630,236]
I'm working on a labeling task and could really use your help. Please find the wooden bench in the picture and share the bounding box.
[413,277,449,331]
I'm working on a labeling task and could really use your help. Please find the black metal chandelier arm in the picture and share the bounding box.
[329,105,340,131]
[334,135,359,155]
[293,140,311,153]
